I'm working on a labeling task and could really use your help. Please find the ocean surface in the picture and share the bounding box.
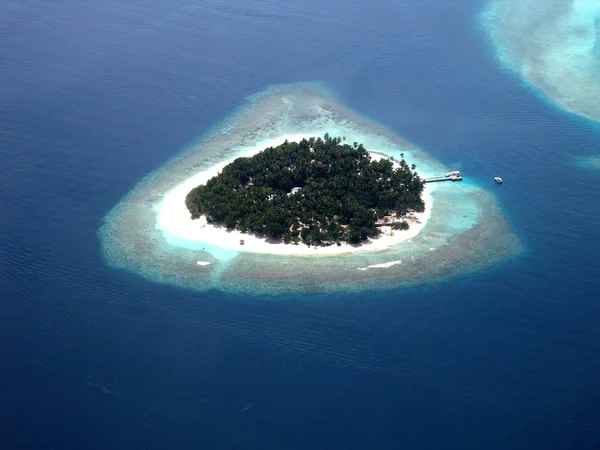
[2,0,600,448]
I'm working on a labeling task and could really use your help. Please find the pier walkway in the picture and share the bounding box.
[423,175,462,183]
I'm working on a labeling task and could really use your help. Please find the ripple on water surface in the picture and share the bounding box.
[98,83,521,295]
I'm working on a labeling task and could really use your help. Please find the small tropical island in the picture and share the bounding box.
[185,135,425,246]
[100,83,521,293]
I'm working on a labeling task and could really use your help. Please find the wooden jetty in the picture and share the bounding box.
[423,175,462,183]
[423,170,463,184]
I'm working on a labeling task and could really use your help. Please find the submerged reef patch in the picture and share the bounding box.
[98,83,521,295]
[481,0,600,123]
[575,155,600,170]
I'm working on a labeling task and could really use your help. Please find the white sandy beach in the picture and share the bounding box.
[157,134,434,256]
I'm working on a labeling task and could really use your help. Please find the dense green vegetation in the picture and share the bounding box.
[185,135,424,246]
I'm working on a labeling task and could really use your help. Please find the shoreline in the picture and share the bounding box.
[156,134,434,257]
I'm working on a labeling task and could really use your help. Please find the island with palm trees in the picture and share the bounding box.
[185,135,425,246]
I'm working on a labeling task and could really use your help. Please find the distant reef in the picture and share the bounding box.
[185,135,424,246]
[481,0,600,123]
[575,155,600,170]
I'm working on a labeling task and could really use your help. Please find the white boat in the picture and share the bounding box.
[494,177,503,184]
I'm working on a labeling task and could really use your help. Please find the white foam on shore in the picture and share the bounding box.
[157,134,435,260]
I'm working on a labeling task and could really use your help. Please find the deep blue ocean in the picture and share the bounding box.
[2,0,600,448]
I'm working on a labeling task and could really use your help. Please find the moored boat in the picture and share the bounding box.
[494,177,503,184]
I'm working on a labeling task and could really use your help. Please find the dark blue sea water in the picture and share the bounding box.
[2,0,600,448]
